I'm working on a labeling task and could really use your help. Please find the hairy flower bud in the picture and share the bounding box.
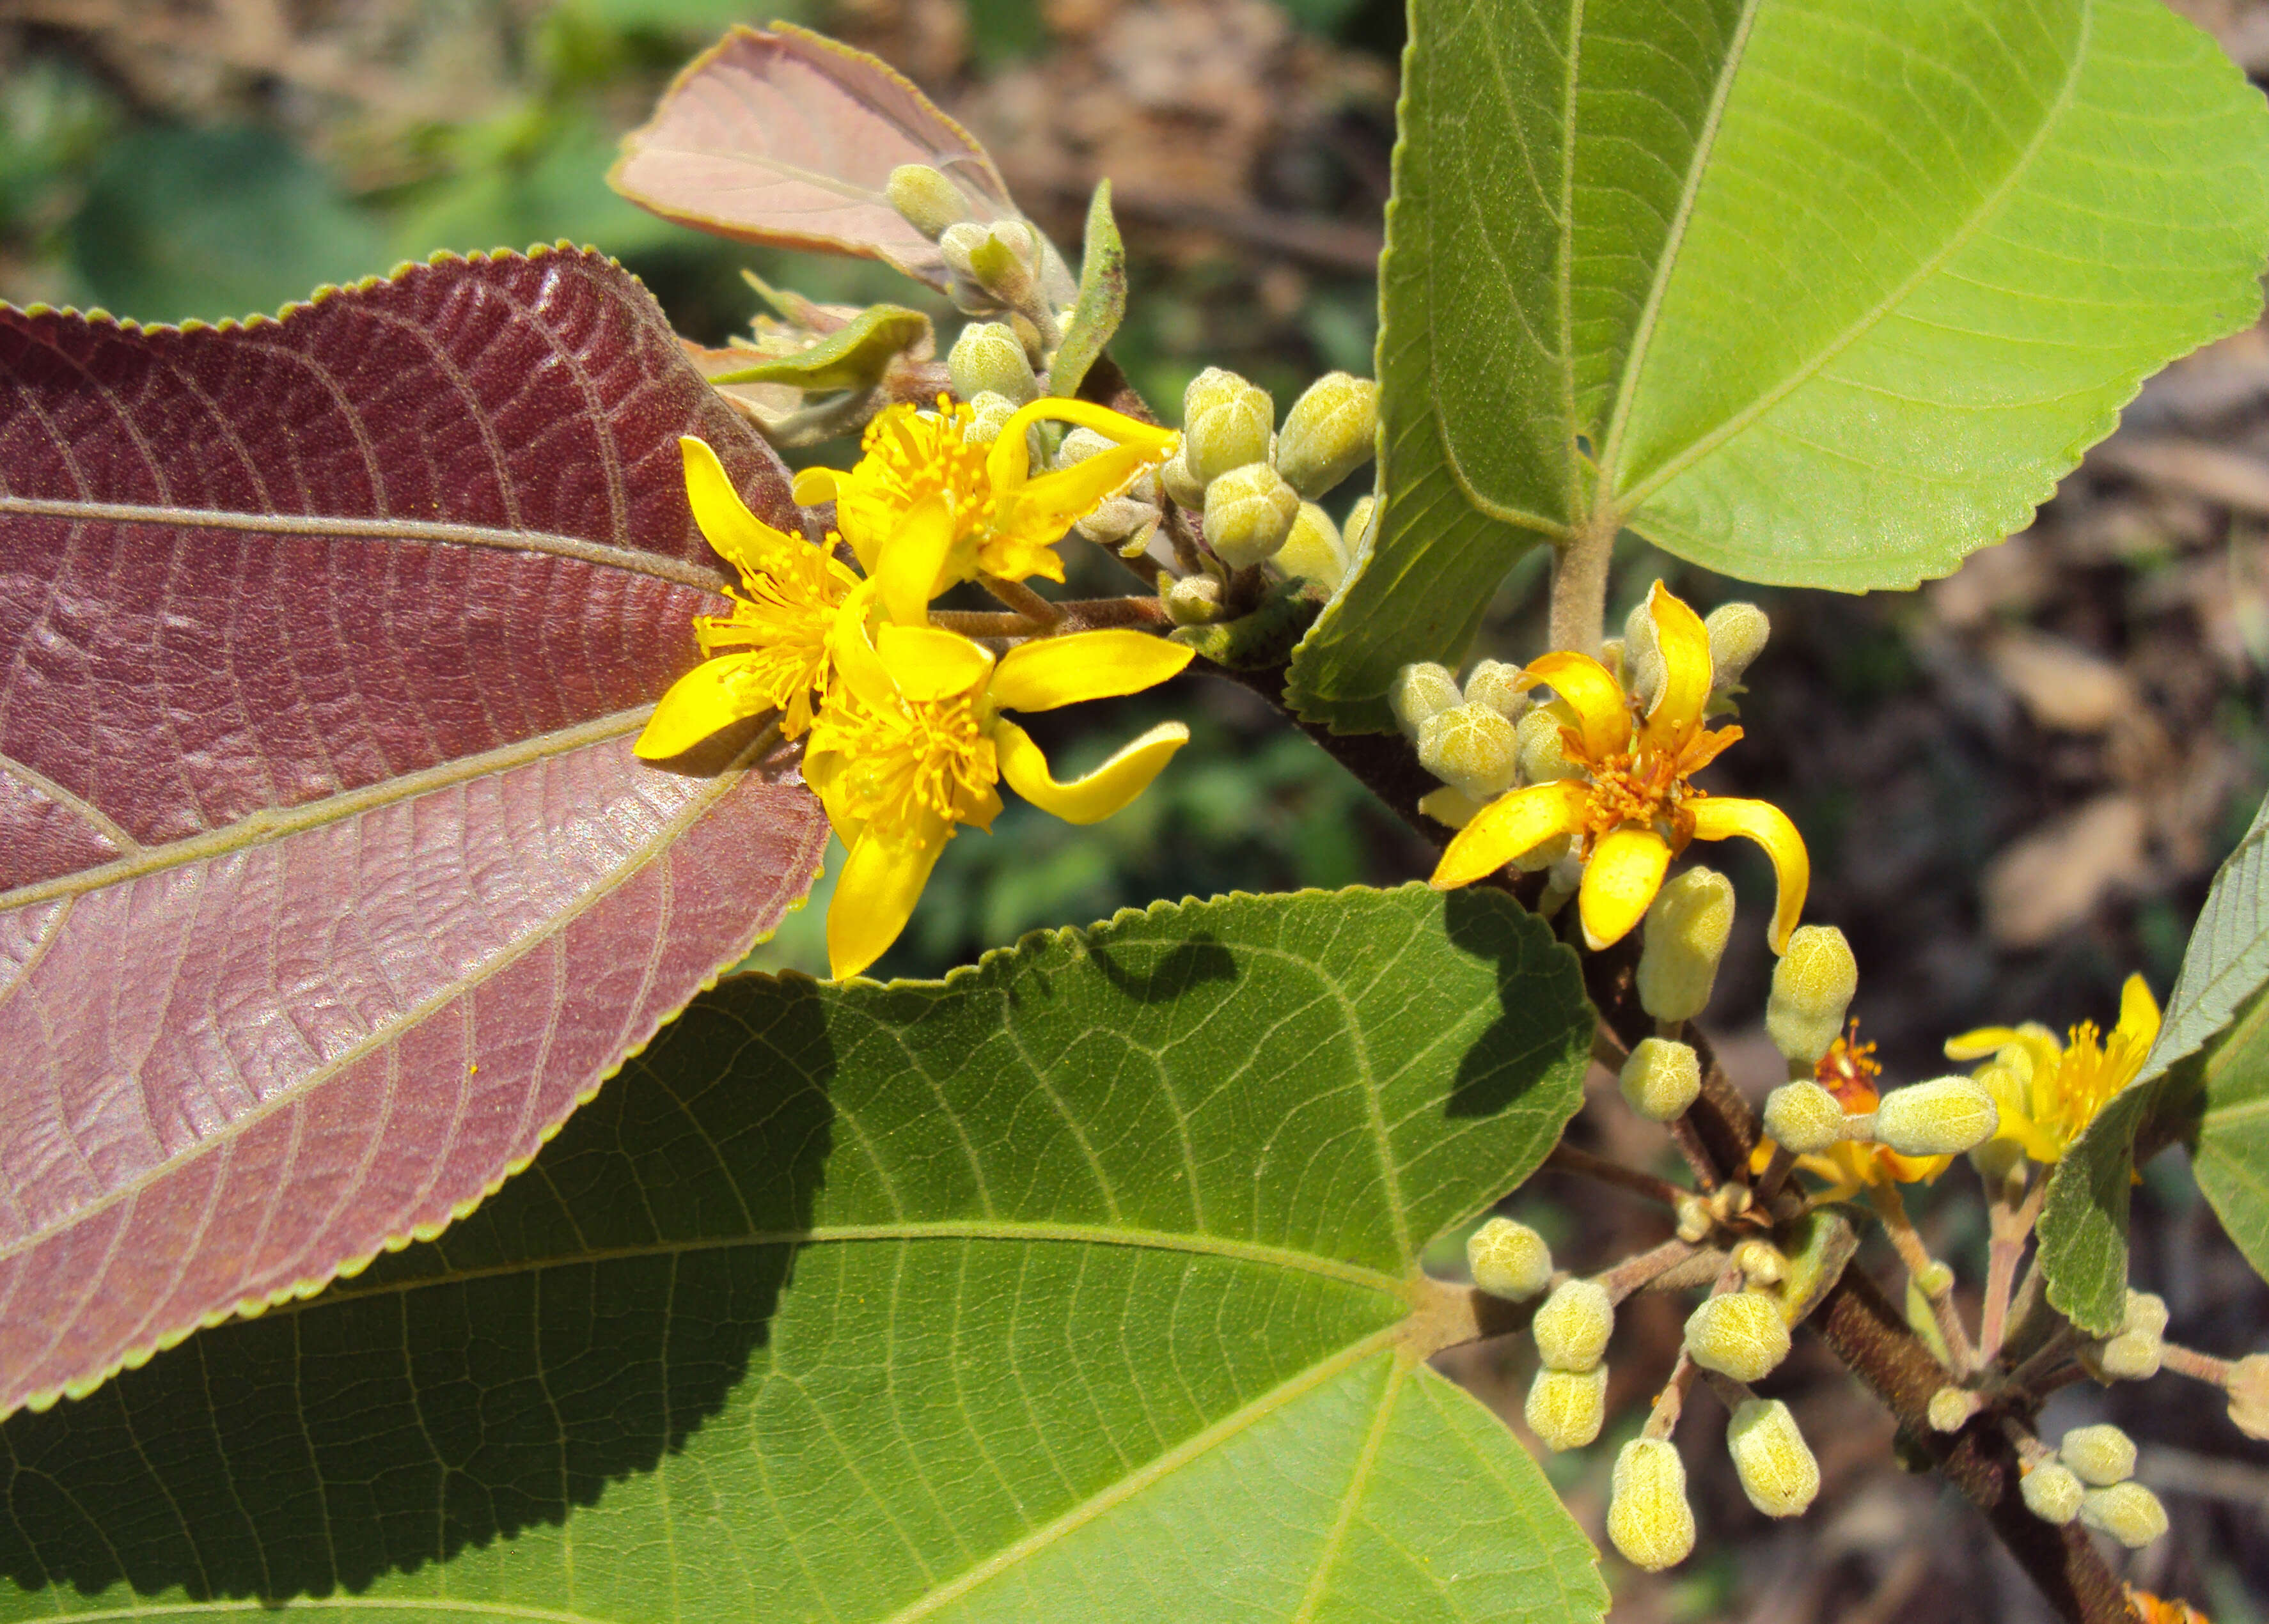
[962,390,1021,446]
[1768,926,1858,1063]
[1763,1080,1848,1154]
[1534,1279,1615,1372]
[2228,1352,2269,1439]
[1608,1439,1697,1572]
[1390,662,1464,737]
[2022,1460,2084,1524]
[2080,1481,2169,1548]
[1684,1290,1793,1382]
[1620,1037,1702,1123]
[1182,368,1275,485]
[1516,706,1583,785]
[1204,463,1301,568]
[1461,659,1531,723]
[1275,503,1347,591]
[1419,702,1521,801]
[886,163,970,238]
[2123,1290,2171,1338]
[1732,1238,1786,1288]
[948,322,1039,405]
[1706,602,1771,689]
[2059,1425,2137,1487]
[1637,867,1735,1022]
[1526,1364,1608,1451]
[1275,371,1379,499]
[1159,447,1207,510]
[1467,1216,1553,1301]
[1727,1398,1820,1517]
[2098,1329,2165,1381]
[1928,1386,1978,1432]
[938,220,992,278]
[1164,574,1224,626]
[1874,1076,1999,1157]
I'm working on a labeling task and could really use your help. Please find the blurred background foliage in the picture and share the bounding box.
[12,1,2269,1614]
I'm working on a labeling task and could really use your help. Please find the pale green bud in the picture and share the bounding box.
[938,220,993,279]
[1466,1216,1553,1301]
[1342,493,1378,562]
[1159,448,1207,510]
[948,322,1039,405]
[1525,1364,1607,1452]
[1684,1290,1793,1383]
[1732,1238,1786,1288]
[1275,503,1347,591]
[1763,1081,1847,1155]
[2059,1425,2137,1487]
[1074,496,1158,547]
[1461,659,1531,723]
[1608,1439,1696,1572]
[1727,1398,1820,1517]
[1515,706,1583,785]
[1182,368,1275,485]
[1534,1279,1614,1373]
[962,391,1021,446]
[1057,426,1116,466]
[1389,664,1463,737]
[1637,868,1735,1022]
[1874,1076,1999,1157]
[2228,1352,2269,1439]
[2021,1460,2084,1524]
[2098,1327,2164,1382]
[1164,574,1225,626]
[886,163,970,238]
[1620,1037,1702,1123]
[1706,602,1770,689]
[2080,1481,2168,1548]
[1418,702,1521,800]
[1915,1260,1956,1298]
[1927,1386,1978,1432]
[1275,371,1378,499]
[2123,1290,2170,1338]
[1768,925,1858,1065]
[1203,463,1300,568]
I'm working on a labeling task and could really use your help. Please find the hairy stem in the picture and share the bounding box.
[1542,1142,1689,1209]
[1870,1181,1979,1373]
[1982,1174,2048,1366]
[1548,508,1619,657]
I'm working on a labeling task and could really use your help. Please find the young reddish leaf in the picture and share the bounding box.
[0,247,831,1419]
[609,22,1021,292]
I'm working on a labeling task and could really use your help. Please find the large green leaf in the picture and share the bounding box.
[0,886,1605,1624]
[1291,0,2269,730]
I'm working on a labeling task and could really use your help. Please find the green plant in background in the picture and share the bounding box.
[6,4,2269,1624]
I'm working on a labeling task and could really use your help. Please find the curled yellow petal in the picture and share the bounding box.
[996,446,1171,550]
[994,717,1188,824]
[2116,973,2161,1050]
[829,582,896,712]
[875,621,994,703]
[1519,652,1630,761]
[1944,1026,2027,1063]
[827,818,950,980]
[1641,582,1713,750]
[681,437,800,577]
[1432,781,1590,890]
[634,653,769,760]
[1579,826,1672,951]
[791,466,842,506]
[875,492,956,627]
[1688,796,1809,954]
[985,398,1179,490]
[991,630,1194,712]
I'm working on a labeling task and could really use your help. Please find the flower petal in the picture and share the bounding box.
[998,445,1171,545]
[2116,972,2161,1050]
[991,629,1193,712]
[791,466,842,505]
[634,653,769,760]
[1431,781,1590,889]
[681,437,800,577]
[875,621,995,703]
[827,819,950,980]
[875,491,957,627]
[1688,796,1810,953]
[994,717,1188,824]
[985,398,1179,492]
[1945,1026,2027,1062]
[829,581,897,712]
[1640,581,1713,751]
[1518,652,1630,761]
[1578,826,1672,951]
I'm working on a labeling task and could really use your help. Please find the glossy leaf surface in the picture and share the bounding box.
[0,885,1604,1624]
[1292,0,2269,730]
[0,248,831,1418]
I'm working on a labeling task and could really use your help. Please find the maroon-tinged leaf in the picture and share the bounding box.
[609,22,1025,292]
[0,246,832,1419]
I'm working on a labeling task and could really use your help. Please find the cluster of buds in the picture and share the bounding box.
[2087,1289,2169,1382]
[888,164,1069,341]
[1392,657,1548,849]
[2019,1425,2168,1548]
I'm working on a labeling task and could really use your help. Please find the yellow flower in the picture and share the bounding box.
[1754,1022,1949,1200]
[636,437,861,758]
[1429,582,1809,953]
[792,394,1177,611]
[806,588,1194,979]
[1943,974,2160,1165]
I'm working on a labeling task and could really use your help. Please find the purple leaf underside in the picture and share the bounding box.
[0,247,831,1418]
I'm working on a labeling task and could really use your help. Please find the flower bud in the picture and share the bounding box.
[2098,1328,2164,1382]
[1164,574,1225,626]
[2059,1425,2137,1487]
[2227,1352,2269,1439]
[2021,1460,2084,1524]
[1732,1238,1786,1288]
[1636,867,1734,1022]
[1390,662,1463,736]
[1418,702,1521,800]
[2123,1289,2170,1338]
[1342,493,1378,561]
[2080,1481,2168,1548]
[1927,1386,1978,1432]
[1074,495,1158,548]
[938,220,993,278]
[1525,1364,1608,1451]
[1763,1080,1847,1154]
[1684,1290,1793,1382]
[1159,447,1207,510]
[1622,597,1665,712]
[948,322,1039,405]
[1203,463,1301,568]
[1534,1279,1615,1372]
[1275,503,1347,591]
[1706,602,1770,689]
[1608,1439,1696,1572]
[1275,371,1378,499]
[886,163,969,238]
[1182,368,1275,485]
[1768,925,1858,1063]
[1620,1037,1702,1123]
[1874,1076,1999,1157]
[1726,1398,1820,1517]
[1056,426,1117,467]
[1466,1216,1553,1301]
[962,390,1021,446]
[1461,659,1531,723]
[1915,1260,1956,1298]
[1674,1194,1711,1244]
[1515,706,1583,785]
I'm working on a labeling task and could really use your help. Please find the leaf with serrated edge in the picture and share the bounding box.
[1292,0,2269,730]
[0,886,1605,1624]
[0,247,832,1421]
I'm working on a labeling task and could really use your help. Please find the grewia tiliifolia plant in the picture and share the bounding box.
[4,6,2269,1623]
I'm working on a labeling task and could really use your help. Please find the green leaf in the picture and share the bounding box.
[1048,180,1126,403]
[0,886,1605,1624]
[1291,0,2269,730]
[707,302,934,389]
